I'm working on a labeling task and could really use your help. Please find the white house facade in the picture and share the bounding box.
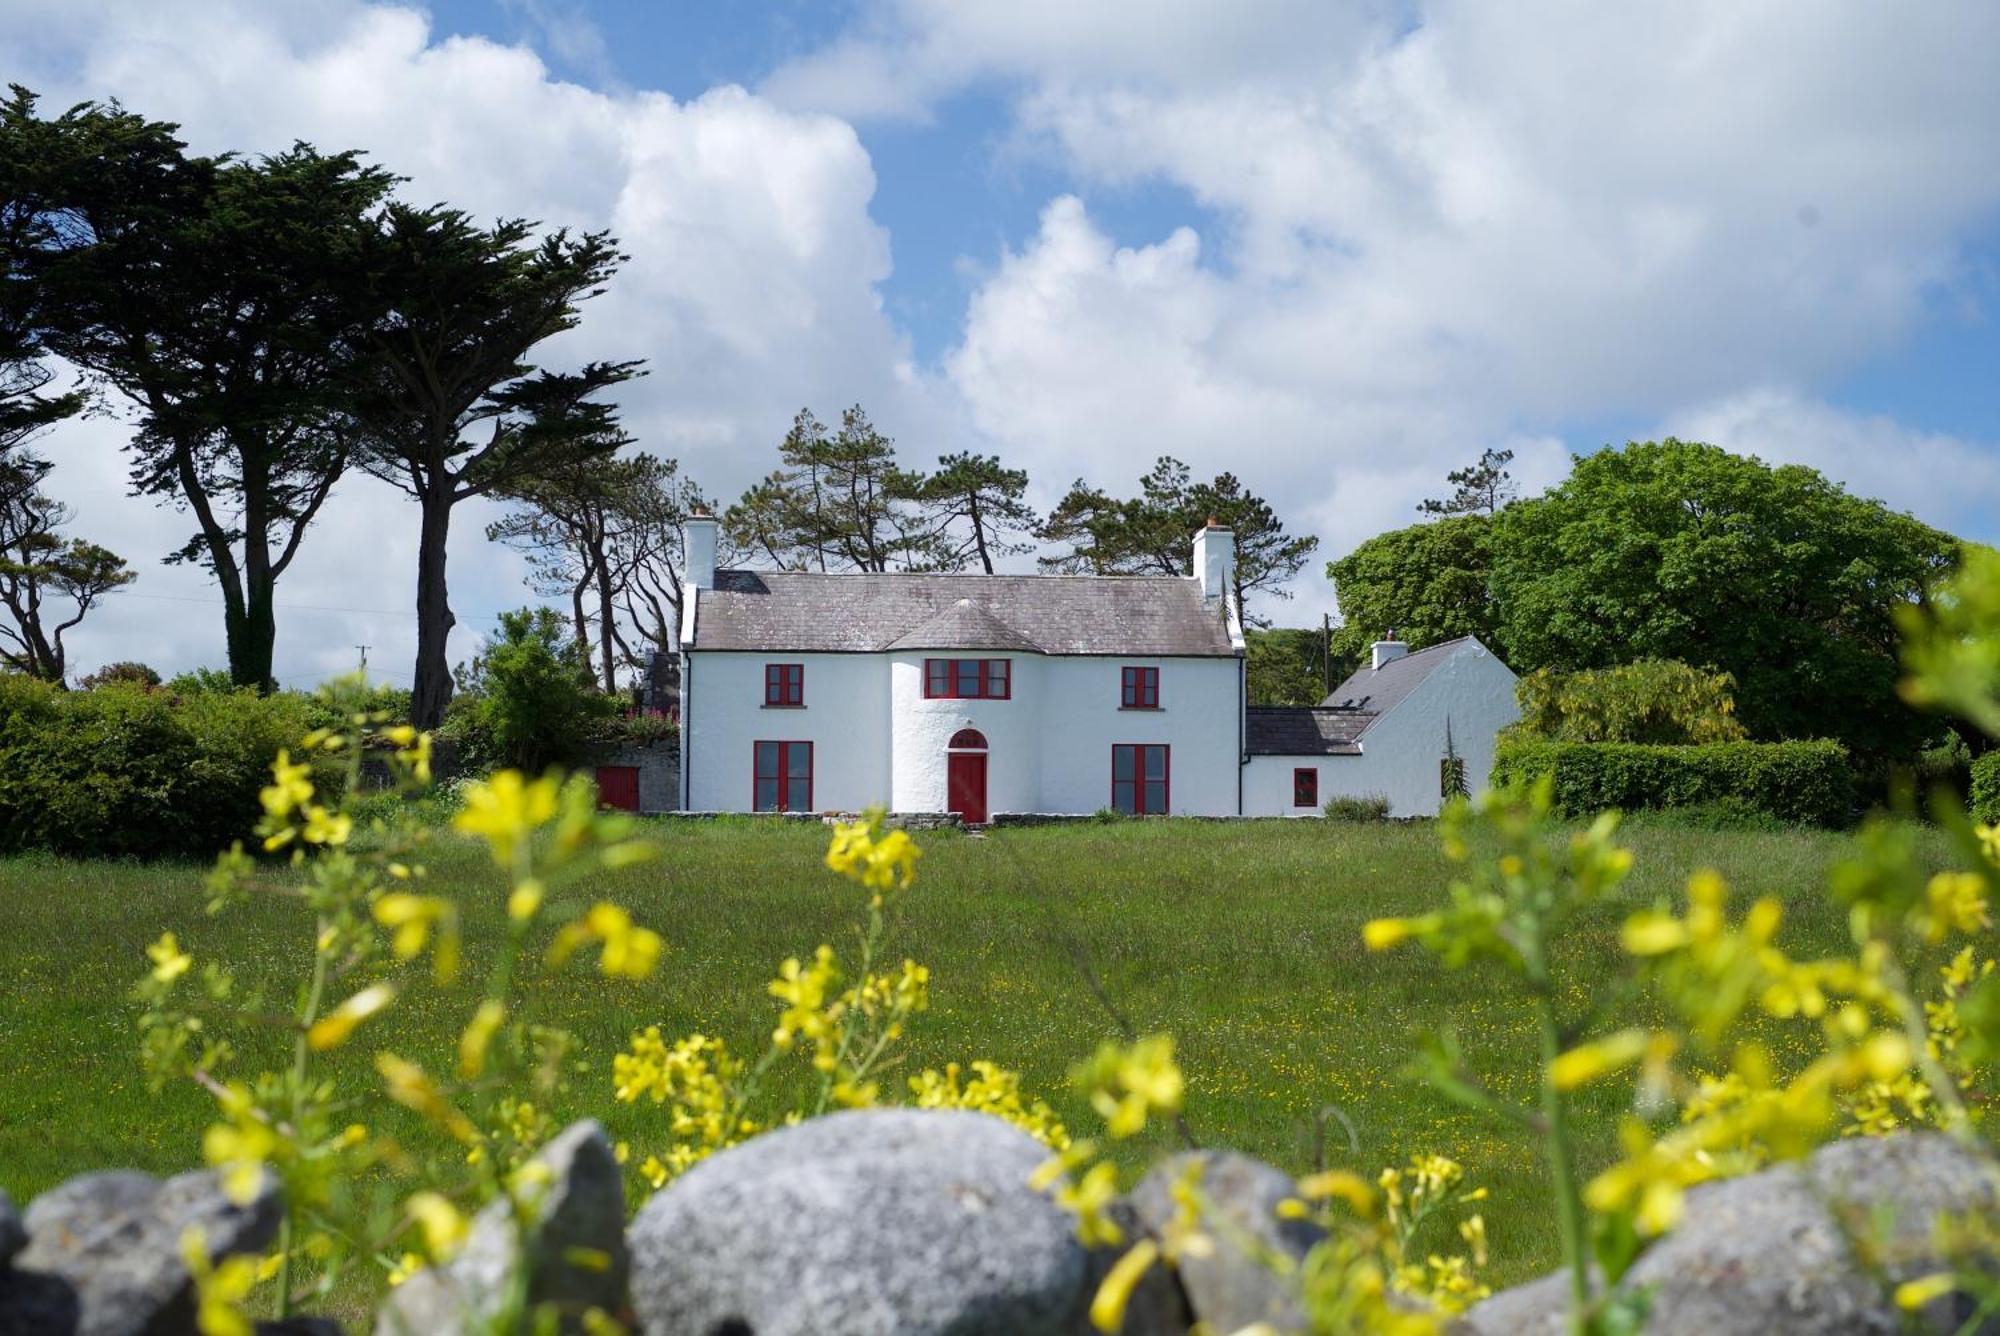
[676,515,1517,820]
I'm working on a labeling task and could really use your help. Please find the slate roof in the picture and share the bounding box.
[1245,707,1373,756]
[1321,637,1478,715]
[884,599,1041,654]
[690,570,1238,656]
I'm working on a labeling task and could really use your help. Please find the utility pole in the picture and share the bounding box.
[356,644,370,673]
[1321,612,1332,697]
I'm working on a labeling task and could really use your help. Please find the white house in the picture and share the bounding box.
[676,514,1517,820]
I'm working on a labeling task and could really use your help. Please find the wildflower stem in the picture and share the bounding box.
[1530,964,1590,1335]
[278,915,332,1320]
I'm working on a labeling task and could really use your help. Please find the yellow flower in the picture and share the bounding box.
[1895,1273,1957,1311]
[454,771,563,866]
[1090,1238,1160,1333]
[1296,1169,1376,1215]
[1362,916,1439,951]
[300,805,352,847]
[507,879,545,922]
[1550,1029,1655,1091]
[1620,911,1689,956]
[306,983,396,1051]
[1923,872,1991,942]
[374,893,449,959]
[548,902,665,980]
[147,932,193,984]
[824,810,921,900]
[180,1227,257,1336]
[259,750,315,820]
[377,1053,480,1145]
[1076,1035,1184,1139]
[201,1083,278,1206]
[458,1000,507,1079]
[405,1191,468,1261]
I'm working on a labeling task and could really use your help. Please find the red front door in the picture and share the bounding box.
[947,751,988,824]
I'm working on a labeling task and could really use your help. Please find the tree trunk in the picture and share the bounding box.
[969,493,993,574]
[595,552,618,693]
[411,490,457,729]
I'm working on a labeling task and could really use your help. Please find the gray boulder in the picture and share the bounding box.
[2,1167,279,1336]
[1459,1133,1996,1335]
[375,1120,629,1336]
[629,1108,1093,1336]
[1124,1151,1324,1335]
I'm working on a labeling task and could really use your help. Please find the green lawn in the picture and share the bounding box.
[0,816,1946,1292]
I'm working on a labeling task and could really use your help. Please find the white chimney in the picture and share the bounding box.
[1372,631,1409,670]
[1192,517,1234,602]
[684,510,718,590]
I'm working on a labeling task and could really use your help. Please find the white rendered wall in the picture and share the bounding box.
[1244,641,1519,818]
[683,652,892,812]
[890,653,1243,815]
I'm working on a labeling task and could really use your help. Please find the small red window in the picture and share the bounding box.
[1112,744,1170,815]
[754,740,813,811]
[1120,666,1160,709]
[924,658,1011,699]
[1293,767,1318,808]
[765,663,803,706]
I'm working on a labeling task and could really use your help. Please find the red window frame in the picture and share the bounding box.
[923,658,1011,699]
[764,663,804,707]
[753,740,813,812]
[1293,767,1318,808]
[1120,666,1160,709]
[1111,744,1170,815]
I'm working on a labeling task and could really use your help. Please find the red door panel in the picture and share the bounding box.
[596,765,641,812]
[947,752,987,824]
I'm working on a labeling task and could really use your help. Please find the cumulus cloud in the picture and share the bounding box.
[8,0,938,683]
[790,0,2000,592]
[1667,388,2000,539]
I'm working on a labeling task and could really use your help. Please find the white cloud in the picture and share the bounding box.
[7,0,941,684]
[1667,388,2000,539]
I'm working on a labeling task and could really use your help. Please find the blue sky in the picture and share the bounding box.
[9,0,2000,684]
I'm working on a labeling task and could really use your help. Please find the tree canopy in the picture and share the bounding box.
[345,203,641,726]
[1325,513,1497,675]
[1418,446,1517,517]
[1039,456,1318,623]
[1509,659,1749,745]
[1491,439,1960,757]
[0,448,133,681]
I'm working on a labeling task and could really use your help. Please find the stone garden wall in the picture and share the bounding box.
[1,1112,1989,1335]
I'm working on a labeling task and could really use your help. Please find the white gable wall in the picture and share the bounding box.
[1243,641,1518,818]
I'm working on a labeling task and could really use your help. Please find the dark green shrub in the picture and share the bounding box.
[1491,739,1853,827]
[448,609,617,773]
[1974,751,2000,825]
[1510,659,1748,744]
[1323,793,1391,821]
[0,675,326,859]
[595,710,679,749]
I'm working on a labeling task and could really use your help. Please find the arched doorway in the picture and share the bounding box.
[946,728,988,824]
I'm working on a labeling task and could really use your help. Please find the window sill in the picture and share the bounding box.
[761,703,807,710]
[1118,705,1163,712]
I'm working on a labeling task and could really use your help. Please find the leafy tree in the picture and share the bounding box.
[1492,439,1960,757]
[1509,659,1750,745]
[79,660,160,690]
[1325,514,1498,674]
[1039,456,1318,623]
[344,205,641,728]
[912,452,1038,574]
[446,606,616,772]
[1419,446,1517,517]
[0,449,134,681]
[723,406,935,572]
[15,91,395,690]
[0,89,86,457]
[1246,626,1327,705]
[489,452,706,690]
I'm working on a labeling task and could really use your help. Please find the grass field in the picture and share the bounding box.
[0,814,1951,1293]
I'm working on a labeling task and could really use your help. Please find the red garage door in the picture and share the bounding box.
[596,765,641,812]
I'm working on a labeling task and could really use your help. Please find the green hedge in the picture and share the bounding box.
[1975,751,2000,825]
[0,675,326,859]
[1491,739,1854,827]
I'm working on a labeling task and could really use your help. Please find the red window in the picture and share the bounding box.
[1112,744,1170,815]
[923,658,1011,699]
[753,741,813,812]
[1293,767,1318,808]
[1120,666,1160,709]
[764,663,804,706]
